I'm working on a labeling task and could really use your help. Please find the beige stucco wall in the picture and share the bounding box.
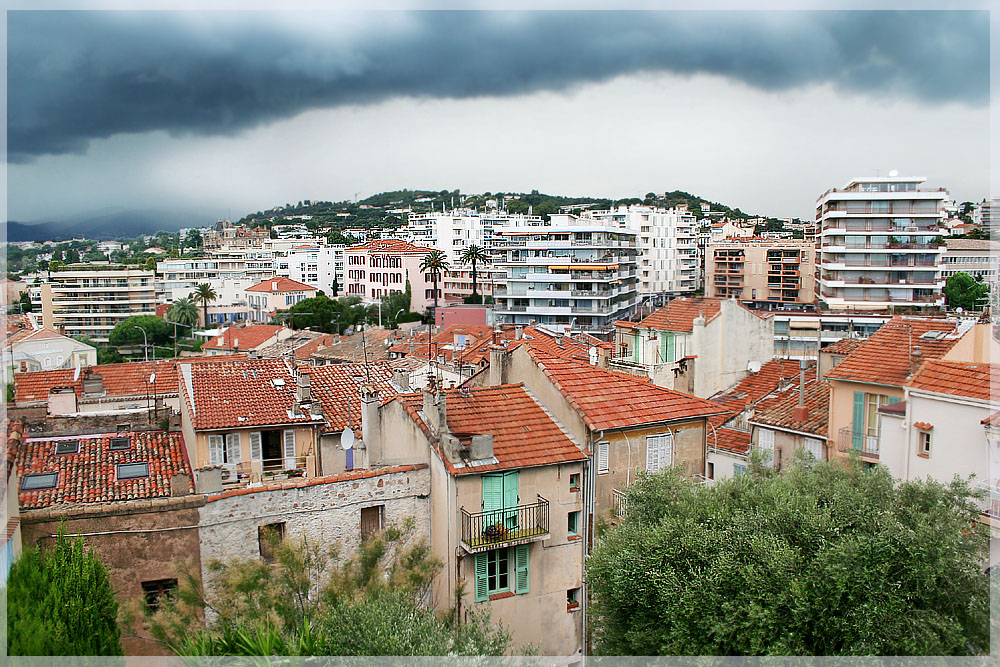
[190,424,321,476]
[942,323,1000,364]
[828,379,903,463]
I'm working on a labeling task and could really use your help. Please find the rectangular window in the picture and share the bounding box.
[645,433,673,473]
[569,472,580,492]
[734,463,747,476]
[804,437,824,461]
[487,548,510,595]
[597,441,610,474]
[707,462,715,479]
[226,433,242,464]
[117,462,149,480]
[208,435,224,465]
[918,430,932,457]
[568,511,580,537]
[258,522,286,564]
[474,545,529,602]
[283,429,297,469]
[567,587,581,610]
[21,473,58,490]
[109,436,130,450]
[757,428,775,466]
[55,440,80,455]
[142,578,178,612]
[361,505,384,542]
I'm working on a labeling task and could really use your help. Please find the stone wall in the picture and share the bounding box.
[197,464,431,590]
[13,406,173,436]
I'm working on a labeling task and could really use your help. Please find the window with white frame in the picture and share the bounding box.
[918,429,932,457]
[757,428,775,466]
[645,433,673,473]
[596,441,610,474]
[803,437,824,461]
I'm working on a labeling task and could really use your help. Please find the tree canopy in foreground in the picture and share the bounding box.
[148,521,511,656]
[586,455,989,656]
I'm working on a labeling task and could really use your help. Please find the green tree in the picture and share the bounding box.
[7,527,123,655]
[586,455,989,656]
[418,250,450,312]
[459,244,491,297]
[17,291,33,313]
[944,272,990,311]
[167,297,199,328]
[184,229,203,249]
[149,522,510,656]
[191,283,218,328]
[108,315,172,349]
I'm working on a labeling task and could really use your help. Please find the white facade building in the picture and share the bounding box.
[816,175,948,311]
[275,244,345,296]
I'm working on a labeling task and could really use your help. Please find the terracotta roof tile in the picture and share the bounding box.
[245,277,316,292]
[905,360,998,402]
[822,337,866,356]
[912,421,934,430]
[201,324,283,351]
[749,378,831,437]
[308,363,401,434]
[825,317,962,387]
[712,427,750,455]
[398,384,587,475]
[527,348,726,431]
[620,297,765,333]
[10,430,193,510]
[15,359,180,403]
[347,239,433,254]
[981,411,1000,426]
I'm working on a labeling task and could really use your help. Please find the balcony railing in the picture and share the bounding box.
[460,496,550,553]
[837,427,879,457]
[973,481,1000,519]
[612,488,628,519]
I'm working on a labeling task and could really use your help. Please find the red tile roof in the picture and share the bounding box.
[309,329,396,364]
[749,378,831,437]
[398,384,587,475]
[346,239,433,254]
[913,421,934,431]
[10,430,193,510]
[821,337,866,356]
[707,359,814,429]
[622,297,764,333]
[981,411,1000,426]
[184,358,324,430]
[824,317,962,388]
[246,277,316,293]
[527,348,726,431]
[201,324,283,351]
[905,360,998,402]
[711,427,750,455]
[308,363,401,435]
[205,463,427,501]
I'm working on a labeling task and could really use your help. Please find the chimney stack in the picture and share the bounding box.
[422,377,448,435]
[515,325,523,340]
[361,384,381,460]
[792,359,809,422]
[297,370,312,403]
[489,345,507,386]
[470,434,494,460]
[393,368,410,391]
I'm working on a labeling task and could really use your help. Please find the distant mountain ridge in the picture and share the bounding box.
[5,207,218,242]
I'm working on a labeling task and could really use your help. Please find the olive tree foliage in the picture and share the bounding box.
[148,521,511,656]
[7,527,123,656]
[586,453,989,656]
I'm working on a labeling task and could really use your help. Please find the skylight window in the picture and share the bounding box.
[21,473,58,490]
[109,437,131,450]
[271,378,286,387]
[55,440,80,455]
[117,462,149,480]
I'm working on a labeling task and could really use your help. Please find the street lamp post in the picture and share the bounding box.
[133,325,149,362]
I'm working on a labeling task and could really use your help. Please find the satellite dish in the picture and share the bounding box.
[956,307,964,314]
[342,427,355,450]
[589,346,599,365]
[73,365,81,382]
[888,169,899,177]
[747,361,762,374]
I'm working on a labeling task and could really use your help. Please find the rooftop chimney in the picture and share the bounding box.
[361,384,381,461]
[555,333,564,346]
[515,326,524,340]
[82,371,104,396]
[422,377,448,435]
[297,370,312,403]
[792,358,809,422]
[469,434,494,461]
[393,368,410,391]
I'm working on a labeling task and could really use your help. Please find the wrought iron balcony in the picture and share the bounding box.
[612,488,628,519]
[837,427,879,457]
[459,496,550,553]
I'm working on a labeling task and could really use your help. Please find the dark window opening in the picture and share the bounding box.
[109,436,131,450]
[258,522,286,564]
[142,578,178,612]
[361,505,384,542]
[55,440,80,455]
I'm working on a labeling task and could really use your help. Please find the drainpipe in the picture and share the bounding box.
[583,429,600,658]
[622,431,633,487]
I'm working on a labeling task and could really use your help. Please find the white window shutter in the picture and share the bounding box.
[250,432,262,461]
[804,437,823,461]
[646,435,660,473]
[226,433,242,463]
[758,428,775,466]
[283,429,297,469]
[597,441,609,474]
[209,435,224,465]
[662,433,673,467]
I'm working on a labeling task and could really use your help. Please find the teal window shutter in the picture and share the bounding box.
[503,471,519,530]
[852,391,865,450]
[633,333,640,362]
[474,553,488,602]
[482,474,503,528]
[514,545,530,594]
[665,332,675,363]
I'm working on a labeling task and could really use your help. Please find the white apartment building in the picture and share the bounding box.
[491,224,639,335]
[973,198,999,231]
[274,244,345,296]
[40,269,156,342]
[550,205,700,297]
[942,239,1000,282]
[816,175,948,311]
[156,252,276,303]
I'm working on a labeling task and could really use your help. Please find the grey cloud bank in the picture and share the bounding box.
[8,10,988,162]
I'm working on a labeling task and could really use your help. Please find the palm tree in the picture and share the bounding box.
[418,250,450,311]
[191,283,218,328]
[459,245,492,298]
[167,297,199,328]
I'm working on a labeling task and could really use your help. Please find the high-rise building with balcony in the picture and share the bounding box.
[491,224,639,335]
[816,176,948,311]
[706,239,816,308]
[41,269,157,342]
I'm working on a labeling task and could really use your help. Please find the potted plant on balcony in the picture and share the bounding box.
[285,468,304,478]
[482,522,508,543]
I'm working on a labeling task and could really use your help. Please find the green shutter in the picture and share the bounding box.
[633,333,640,362]
[482,474,503,528]
[474,553,488,602]
[665,332,675,363]
[852,391,865,450]
[514,545,529,594]
[503,471,519,530]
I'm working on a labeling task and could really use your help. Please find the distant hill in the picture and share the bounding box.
[5,207,218,242]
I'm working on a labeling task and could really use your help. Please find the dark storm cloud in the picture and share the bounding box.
[8,10,988,162]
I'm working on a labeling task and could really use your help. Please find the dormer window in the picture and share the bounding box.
[55,440,80,455]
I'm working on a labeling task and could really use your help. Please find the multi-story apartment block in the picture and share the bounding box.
[40,269,156,342]
[973,197,1000,232]
[771,312,891,359]
[816,175,948,311]
[706,239,817,308]
[941,239,1000,303]
[342,240,436,312]
[491,224,639,335]
[202,220,269,251]
[274,244,345,296]
[245,277,318,323]
[550,205,699,297]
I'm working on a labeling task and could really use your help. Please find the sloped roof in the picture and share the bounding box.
[184,357,323,430]
[527,347,725,431]
[821,337,866,356]
[15,359,180,403]
[245,277,316,292]
[310,329,396,363]
[398,383,587,475]
[824,317,962,387]
[712,427,750,455]
[308,363,401,435]
[906,360,998,402]
[749,378,831,438]
[201,324,283,351]
[10,430,193,510]
[346,239,433,254]
[622,297,764,333]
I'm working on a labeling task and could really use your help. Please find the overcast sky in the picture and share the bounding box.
[5,8,992,223]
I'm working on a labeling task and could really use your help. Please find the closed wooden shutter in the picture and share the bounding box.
[208,435,224,465]
[474,553,489,602]
[852,392,865,450]
[514,545,529,594]
[804,437,824,460]
[482,474,503,529]
[283,429,296,469]
[646,435,660,472]
[503,471,519,530]
[661,433,673,467]
[226,433,241,463]
[249,432,262,461]
[758,428,774,465]
[597,441,609,474]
